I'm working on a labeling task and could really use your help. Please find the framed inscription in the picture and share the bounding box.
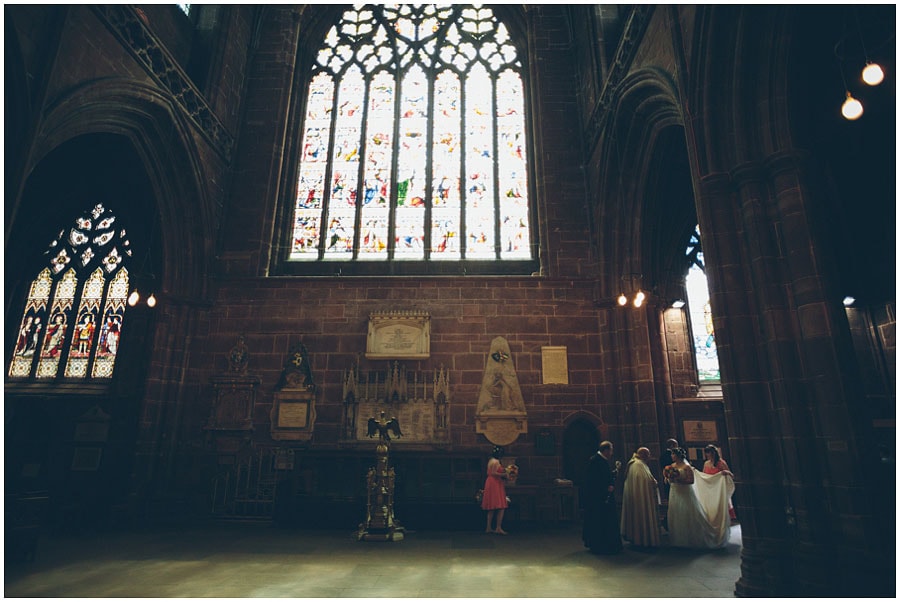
[541,346,569,384]
[683,419,718,443]
[277,401,309,428]
[366,311,430,359]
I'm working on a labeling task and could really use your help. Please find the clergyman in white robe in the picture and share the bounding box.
[620,447,660,547]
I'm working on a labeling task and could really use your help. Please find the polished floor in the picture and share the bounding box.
[5,520,743,598]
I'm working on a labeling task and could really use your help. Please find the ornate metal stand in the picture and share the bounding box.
[357,412,405,542]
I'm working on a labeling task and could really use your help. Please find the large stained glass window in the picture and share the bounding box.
[8,203,132,381]
[290,4,532,271]
[684,225,720,383]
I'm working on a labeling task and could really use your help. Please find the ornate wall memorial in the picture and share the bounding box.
[475,336,528,446]
[342,361,451,445]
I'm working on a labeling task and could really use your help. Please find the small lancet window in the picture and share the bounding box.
[684,225,720,384]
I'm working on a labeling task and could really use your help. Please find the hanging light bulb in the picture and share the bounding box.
[617,293,627,306]
[128,289,140,307]
[633,290,645,308]
[861,62,884,86]
[146,293,157,308]
[841,92,864,120]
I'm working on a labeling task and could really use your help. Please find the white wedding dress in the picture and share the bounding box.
[667,466,734,549]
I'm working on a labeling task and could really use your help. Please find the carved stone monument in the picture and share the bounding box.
[475,336,528,445]
[342,361,451,444]
[270,342,317,442]
[205,336,260,454]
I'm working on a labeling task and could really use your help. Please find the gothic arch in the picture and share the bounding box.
[690,6,792,172]
[594,68,686,297]
[25,79,212,303]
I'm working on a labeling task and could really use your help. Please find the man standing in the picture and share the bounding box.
[582,440,622,554]
[620,447,660,548]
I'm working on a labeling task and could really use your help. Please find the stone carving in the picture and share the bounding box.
[342,361,450,444]
[475,336,528,445]
[270,341,317,442]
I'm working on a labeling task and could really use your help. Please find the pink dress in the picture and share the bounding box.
[480,458,508,510]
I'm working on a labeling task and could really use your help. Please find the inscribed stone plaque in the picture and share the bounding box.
[683,420,718,442]
[277,401,310,428]
[366,311,430,359]
[541,346,569,384]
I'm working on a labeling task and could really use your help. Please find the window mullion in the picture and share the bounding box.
[387,69,404,260]
[352,73,373,260]
[318,72,341,260]
[423,70,435,260]
[490,73,501,260]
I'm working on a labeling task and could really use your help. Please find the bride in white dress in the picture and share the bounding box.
[664,447,734,549]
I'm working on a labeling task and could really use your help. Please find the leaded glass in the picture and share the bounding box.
[9,203,133,381]
[684,226,720,383]
[8,269,52,377]
[36,270,78,379]
[290,4,531,266]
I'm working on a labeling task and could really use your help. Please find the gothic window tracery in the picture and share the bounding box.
[288,4,533,273]
[8,203,132,381]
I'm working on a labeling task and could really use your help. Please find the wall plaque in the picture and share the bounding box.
[366,311,430,359]
[276,400,309,428]
[541,346,569,384]
[683,419,718,443]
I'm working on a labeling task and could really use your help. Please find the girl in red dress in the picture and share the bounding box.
[481,446,509,534]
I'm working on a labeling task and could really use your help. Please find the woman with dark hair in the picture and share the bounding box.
[664,447,733,549]
[481,446,509,534]
[703,444,736,521]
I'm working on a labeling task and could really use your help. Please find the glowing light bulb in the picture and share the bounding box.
[842,296,856,307]
[128,290,140,306]
[862,63,884,86]
[672,300,686,309]
[617,293,628,306]
[633,291,645,308]
[841,93,863,120]
[146,293,157,308]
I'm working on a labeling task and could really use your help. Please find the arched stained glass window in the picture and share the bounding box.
[8,203,132,381]
[684,225,720,383]
[288,4,534,275]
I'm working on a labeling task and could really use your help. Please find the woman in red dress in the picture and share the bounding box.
[481,446,509,534]
[703,444,736,521]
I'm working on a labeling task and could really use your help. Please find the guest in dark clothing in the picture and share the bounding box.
[582,440,622,554]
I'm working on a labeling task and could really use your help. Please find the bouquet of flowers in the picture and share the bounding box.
[663,464,681,483]
[504,464,519,484]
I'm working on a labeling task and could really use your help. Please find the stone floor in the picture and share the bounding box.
[5,521,743,598]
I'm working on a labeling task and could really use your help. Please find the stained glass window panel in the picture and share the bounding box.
[65,268,104,378]
[290,4,532,269]
[684,230,720,383]
[92,268,128,378]
[36,270,78,379]
[465,65,496,259]
[9,269,52,377]
[293,73,335,259]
